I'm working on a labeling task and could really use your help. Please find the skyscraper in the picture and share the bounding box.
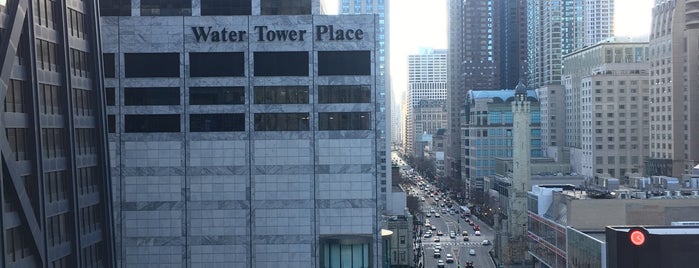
[447,0,528,191]
[339,0,391,210]
[1,0,115,266]
[404,49,447,157]
[100,0,383,267]
[647,0,699,177]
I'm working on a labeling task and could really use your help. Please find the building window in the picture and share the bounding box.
[40,84,62,115]
[35,0,57,29]
[47,213,68,247]
[201,0,251,15]
[318,51,371,76]
[322,242,369,268]
[5,79,26,113]
[141,0,191,16]
[36,39,59,71]
[105,88,116,106]
[261,0,311,15]
[73,88,95,116]
[254,86,309,104]
[125,114,180,133]
[75,128,96,155]
[99,0,131,16]
[41,128,66,158]
[103,53,115,78]
[253,52,308,76]
[318,85,370,103]
[318,112,371,130]
[190,114,245,132]
[107,115,116,133]
[124,53,180,78]
[124,87,180,106]
[6,128,29,161]
[70,49,91,78]
[189,52,245,77]
[254,113,310,131]
[67,8,86,39]
[190,87,245,105]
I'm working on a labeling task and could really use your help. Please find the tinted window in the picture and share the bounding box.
[125,115,180,133]
[103,53,115,78]
[261,0,311,15]
[254,52,308,76]
[254,86,309,104]
[190,87,245,105]
[100,0,131,16]
[105,88,115,106]
[318,51,371,76]
[124,87,180,106]
[201,0,251,15]
[254,113,310,131]
[318,112,371,130]
[190,114,245,132]
[141,0,191,16]
[108,115,116,133]
[189,52,245,77]
[318,85,371,103]
[124,53,179,78]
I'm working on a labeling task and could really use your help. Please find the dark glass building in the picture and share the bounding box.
[0,0,115,267]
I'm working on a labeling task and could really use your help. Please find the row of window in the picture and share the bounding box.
[117,112,372,133]
[100,0,310,16]
[106,85,371,106]
[108,51,371,78]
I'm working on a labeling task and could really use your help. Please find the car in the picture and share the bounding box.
[433,248,441,258]
[420,197,426,201]
[431,226,437,230]
[474,225,480,231]
[445,253,454,263]
[465,261,474,268]
[482,239,491,245]
[434,213,441,218]
[425,222,431,228]
[433,237,440,242]
[437,231,443,236]
[434,243,442,250]
[424,232,432,238]
[468,221,475,226]
[449,232,456,238]
[469,249,476,256]
[462,231,469,236]
[426,213,431,218]
[463,236,469,241]
[437,259,445,268]
[475,231,481,236]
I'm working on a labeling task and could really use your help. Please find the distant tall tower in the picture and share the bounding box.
[504,81,532,265]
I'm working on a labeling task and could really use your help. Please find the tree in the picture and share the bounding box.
[406,195,420,217]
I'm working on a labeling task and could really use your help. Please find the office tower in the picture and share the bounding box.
[1,0,115,266]
[446,0,527,190]
[339,0,390,209]
[404,49,447,157]
[99,0,382,267]
[563,39,650,178]
[647,0,699,177]
[462,88,541,202]
[526,0,614,89]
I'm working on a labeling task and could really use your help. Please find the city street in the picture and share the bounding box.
[417,193,495,268]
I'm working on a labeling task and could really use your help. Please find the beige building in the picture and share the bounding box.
[647,0,699,177]
[562,39,650,177]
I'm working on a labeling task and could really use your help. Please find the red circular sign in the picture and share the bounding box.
[630,230,646,246]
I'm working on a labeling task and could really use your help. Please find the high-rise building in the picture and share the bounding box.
[404,49,447,157]
[446,0,527,192]
[1,0,115,266]
[99,0,383,266]
[526,0,614,89]
[339,0,391,213]
[563,39,650,178]
[647,0,699,177]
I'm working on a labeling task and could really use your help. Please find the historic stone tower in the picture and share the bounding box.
[504,81,532,265]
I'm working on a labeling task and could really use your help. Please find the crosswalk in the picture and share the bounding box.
[422,241,483,247]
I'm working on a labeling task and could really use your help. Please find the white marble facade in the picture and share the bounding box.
[103,14,381,268]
